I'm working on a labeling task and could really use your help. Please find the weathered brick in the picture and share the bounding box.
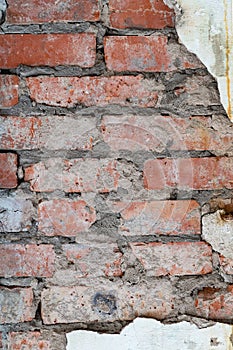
[41,280,175,324]
[110,200,200,236]
[0,115,98,151]
[0,195,34,232]
[24,158,120,193]
[0,34,96,68]
[130,242,212,276]
[194,286,233,320]
[0,153,17,188]
[143,157,233,191]
[7,0,100,24]
[63,243,123,278]
[109,0,174,29]
[104,36,202,72]
[219,255,233,275]
[27,75,159,108]
[0,244,55,277]
[8,332,50,350]
[0,75,19,107]
[101,115,233,153]
[0,287,35,324]
[38,200,96,236]
[8,331,65,350]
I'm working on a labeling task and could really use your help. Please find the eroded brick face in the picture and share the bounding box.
[0,153,18,188]
[109,0,175,29]
[1,0,232,344]
[6,0,100,23]
[0,75,19,107]
[0,244,55,277]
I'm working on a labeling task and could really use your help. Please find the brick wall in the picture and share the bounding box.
[0,0,233,348]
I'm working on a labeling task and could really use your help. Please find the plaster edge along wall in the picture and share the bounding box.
[164,0,233,121]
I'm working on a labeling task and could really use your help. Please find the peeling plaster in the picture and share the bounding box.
[66,318,233,350]
[164,0,233,121]
[202,210,233,259]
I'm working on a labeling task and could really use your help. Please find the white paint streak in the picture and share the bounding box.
[165,0,233,121]
[66,318,233,350]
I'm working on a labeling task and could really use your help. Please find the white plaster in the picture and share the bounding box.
[202,210,233,259]
[165,0,233,121]
[66,318,233,350]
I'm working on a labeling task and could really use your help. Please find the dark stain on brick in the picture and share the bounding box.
[93,293,117,315]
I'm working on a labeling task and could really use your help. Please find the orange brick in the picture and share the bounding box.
[38,200,96,236]
[0,153,17,188]
[7,0,100,24]
[109,0,174,29]
[104,36,201,72]
[27,76,159,108]
[110,200,200,236]
[0,34,96,68]
[0,244,55,277]
[130,242,212,276]
[0,75,19,107]
[143,157,233,191]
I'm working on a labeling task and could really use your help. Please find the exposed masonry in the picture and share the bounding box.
[164,0,233,121]
[0,0,233,349]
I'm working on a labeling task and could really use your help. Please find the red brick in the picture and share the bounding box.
[0,153,17,188]
[0,244,55,277]
[109,0,174,29]
[0,115,98,151]
[41,280,175,324]
[104,36,201,72]
[24,158,120,193]
[0,287,35,324]
[38,200,96,236]
[0,75,19,107]
[101,115,233,153]
[130,242,212,276]
[27,75,159,108]
[0,34,96,69]
[7,0,100,24]
[63,243,123,278]
[110,200,200,236]
[194,286,233,320]
[143,157,233,191]
[8,332,50,350]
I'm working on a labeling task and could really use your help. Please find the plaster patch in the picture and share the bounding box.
[66,318,233,350]
[164,0,233,121]
[202,211,233,259]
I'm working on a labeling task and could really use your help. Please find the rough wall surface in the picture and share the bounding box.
[0,0,233,348]
[164,0,233,121]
